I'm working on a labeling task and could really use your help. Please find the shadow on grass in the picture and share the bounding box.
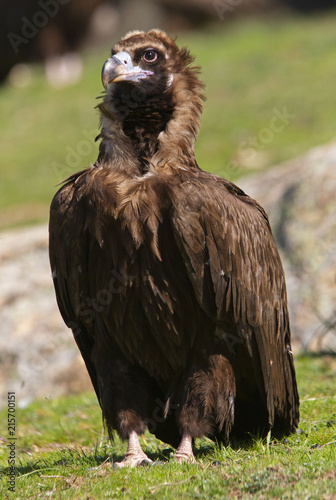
[0,445,111,478]
[0,444,178,479]
[0,440,219,479]
[1,430,301,479]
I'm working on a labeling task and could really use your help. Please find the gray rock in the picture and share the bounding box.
[0,225,91,408]
[239,140,336,352]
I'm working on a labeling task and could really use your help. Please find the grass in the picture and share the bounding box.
[2,13,336,228]
[0,354,335,498]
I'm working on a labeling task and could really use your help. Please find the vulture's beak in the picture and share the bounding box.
[102,51,154,89]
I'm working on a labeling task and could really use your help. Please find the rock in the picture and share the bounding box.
[239,140,336,352]
[0,225,91,409]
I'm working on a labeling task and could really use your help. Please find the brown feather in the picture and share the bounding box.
[49,29,299,451]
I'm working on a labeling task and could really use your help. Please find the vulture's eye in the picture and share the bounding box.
[143,50,158,63]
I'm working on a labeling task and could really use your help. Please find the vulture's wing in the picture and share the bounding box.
[49,173,100,401]
[170,171,298,430]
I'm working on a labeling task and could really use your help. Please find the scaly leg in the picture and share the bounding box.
[113,431,152,468]
[174,432,196,463]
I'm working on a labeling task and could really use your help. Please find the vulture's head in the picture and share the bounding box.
[98,30,204,167]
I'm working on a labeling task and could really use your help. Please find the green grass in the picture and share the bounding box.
[2,13,336,229]
[0,355,335,499]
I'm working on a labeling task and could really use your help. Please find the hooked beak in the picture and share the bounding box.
[101,51,154,89]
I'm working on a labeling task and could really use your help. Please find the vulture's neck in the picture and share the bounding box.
[97,74,203,176]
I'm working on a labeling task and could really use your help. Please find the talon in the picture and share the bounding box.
[139,458,153,467]
[113,430,152,468]
[113,454,153,468]
[212,460,221,467]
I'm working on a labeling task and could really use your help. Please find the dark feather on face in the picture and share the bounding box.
[49,29,299,467]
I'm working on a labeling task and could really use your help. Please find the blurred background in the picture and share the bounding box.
[0,0,336,407]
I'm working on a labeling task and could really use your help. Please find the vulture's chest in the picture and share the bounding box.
[84,196,200,378]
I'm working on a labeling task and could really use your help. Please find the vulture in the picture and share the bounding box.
[49,29,299,466]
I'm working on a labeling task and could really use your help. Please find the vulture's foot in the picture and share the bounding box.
[113,453,152,468]
[174,432,196,463]
[113,430,152,468]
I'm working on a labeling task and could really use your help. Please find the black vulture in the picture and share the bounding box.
[49,29,299,466]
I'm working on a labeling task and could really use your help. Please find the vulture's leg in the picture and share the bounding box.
[174,353,236,463]
[93,343,156,468]
[174,432,196,463]
[113,430,152,468]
